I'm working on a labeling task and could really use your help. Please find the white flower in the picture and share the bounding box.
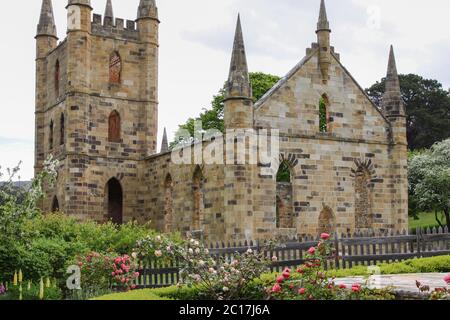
[195,248,200,254]
[154,250,163,257]
[188,248,194,254]
[155,235,162,242]
[190,239,196,244]
[198,260,205,266]
[272,256,278,262]
[246,248,253,254]
[194,241,200,246]
[223,287,229,292]
[131,252,137,259]
[205,249,210,254]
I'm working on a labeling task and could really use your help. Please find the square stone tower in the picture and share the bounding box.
[35,0,159,222]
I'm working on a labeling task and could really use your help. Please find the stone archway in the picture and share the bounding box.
[106,178,123,225]
[318,206,335,234]
[51,196,60,212]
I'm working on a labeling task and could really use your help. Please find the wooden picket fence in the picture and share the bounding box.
[135,227,450,288]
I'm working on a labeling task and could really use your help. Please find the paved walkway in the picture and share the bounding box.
[334,273,449,294]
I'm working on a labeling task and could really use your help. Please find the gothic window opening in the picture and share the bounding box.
[60,113,65,146]
[319,94,329,133]
[109,51,122,84]
[318,206,335,235]
[192,166,204,231]
[106,178,123,225]
[51,196,60,212]
[108,110,121,142]
[164,174,174,233]
[355,166,373,230]
[55,60,60,97]
[276,161,294,229]
[49,120,54,150]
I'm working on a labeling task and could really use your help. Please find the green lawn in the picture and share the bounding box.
[409,212,441,230]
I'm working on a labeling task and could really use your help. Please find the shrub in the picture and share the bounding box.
[133,235,272,300]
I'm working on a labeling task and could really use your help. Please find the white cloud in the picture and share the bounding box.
[0,0,448,181]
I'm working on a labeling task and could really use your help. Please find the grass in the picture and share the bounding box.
[93,255,450,300]
[409,211,442,230]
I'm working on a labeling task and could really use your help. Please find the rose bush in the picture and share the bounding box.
[133,235,272,300]
[74,252,139,293]
[267,234,395,300]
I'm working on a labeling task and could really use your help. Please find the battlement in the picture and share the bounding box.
[92,14,139,41]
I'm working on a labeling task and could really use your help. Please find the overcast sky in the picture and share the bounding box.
[0,0,449,181]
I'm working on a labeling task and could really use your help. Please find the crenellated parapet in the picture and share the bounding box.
[91,14,139,41]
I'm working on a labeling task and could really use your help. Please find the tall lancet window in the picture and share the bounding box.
[109,51,122,84]
[108,110,121,142]
[60,113,65,145]
[319,94,329,133]
[49,120,54,150]
[55,60,60,97]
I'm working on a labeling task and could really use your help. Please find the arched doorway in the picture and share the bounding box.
[51,196,60,212]
[106,178,123,225]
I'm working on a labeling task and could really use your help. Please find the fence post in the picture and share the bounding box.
[416,227,422,258]
[334,232,340,269]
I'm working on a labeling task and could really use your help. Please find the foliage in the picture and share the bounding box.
[92,289,173,301]
[266,234,394,300]
[0,281,62,301]
[74,252,139,293]
[133,235,272,300]
[408,139,450,228]
[409,211,442,230]
[366,74,450,150]
[416,276,450,300]
[171,72,281,148]
[276,161,291,183]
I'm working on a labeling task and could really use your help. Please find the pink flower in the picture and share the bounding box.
[308,247,316,255]
[444,275,450,284]
[276,276,285,284]
[320,233,330,240]
[134,272,140,277]
[111,272,116,277]
[351,284,361,293]
[297,268,304,274]
[131,284,137,290]
[339,284,347,289]
[114,258,122,264]
[282,268,291,279]
[271,284,282,293]
[298,288,306,295]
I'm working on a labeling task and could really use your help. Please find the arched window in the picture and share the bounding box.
[108,110,121,142]
[318,206,336,235]
[192,166,204,231]
[51,196,60,212]
[106,178,123,225]
[319,94,329,133]
[276,161,293,229]
[109,51,122,84]
[55,60,60,97]
[164,174,174,233]
[355,166,373,230]
[60,113,65,146]
[49,120,54,150]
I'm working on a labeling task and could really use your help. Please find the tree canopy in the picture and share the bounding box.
[366,74,450,150]
[408,139,450,229]
[171,72,281,147]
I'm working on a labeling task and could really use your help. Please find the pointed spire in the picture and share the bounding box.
[225,14,252,100]
[161,128,169,153]
[37,0,57,38]
[137,0,158,20]
[104,0,114,19]
[317,0,330,31]
[383,45,405,117]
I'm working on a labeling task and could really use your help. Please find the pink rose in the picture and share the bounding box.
[320,233,330,240]
[444,275,450,284]
[351,284,361,293]
[276,276,285,284]
[308,247,316,255]
[111,272,116,277]
[339,284,347,289]
[297,268,304,274]
[271,284,282,293]
[134,272,140,277]
[298,288,306,295]
[114,258,122,264]
[131,285,137,290]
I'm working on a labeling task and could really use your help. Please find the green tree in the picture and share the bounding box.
[408,139,450,229]
[171,72,281,147]
[366,74,450,150]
